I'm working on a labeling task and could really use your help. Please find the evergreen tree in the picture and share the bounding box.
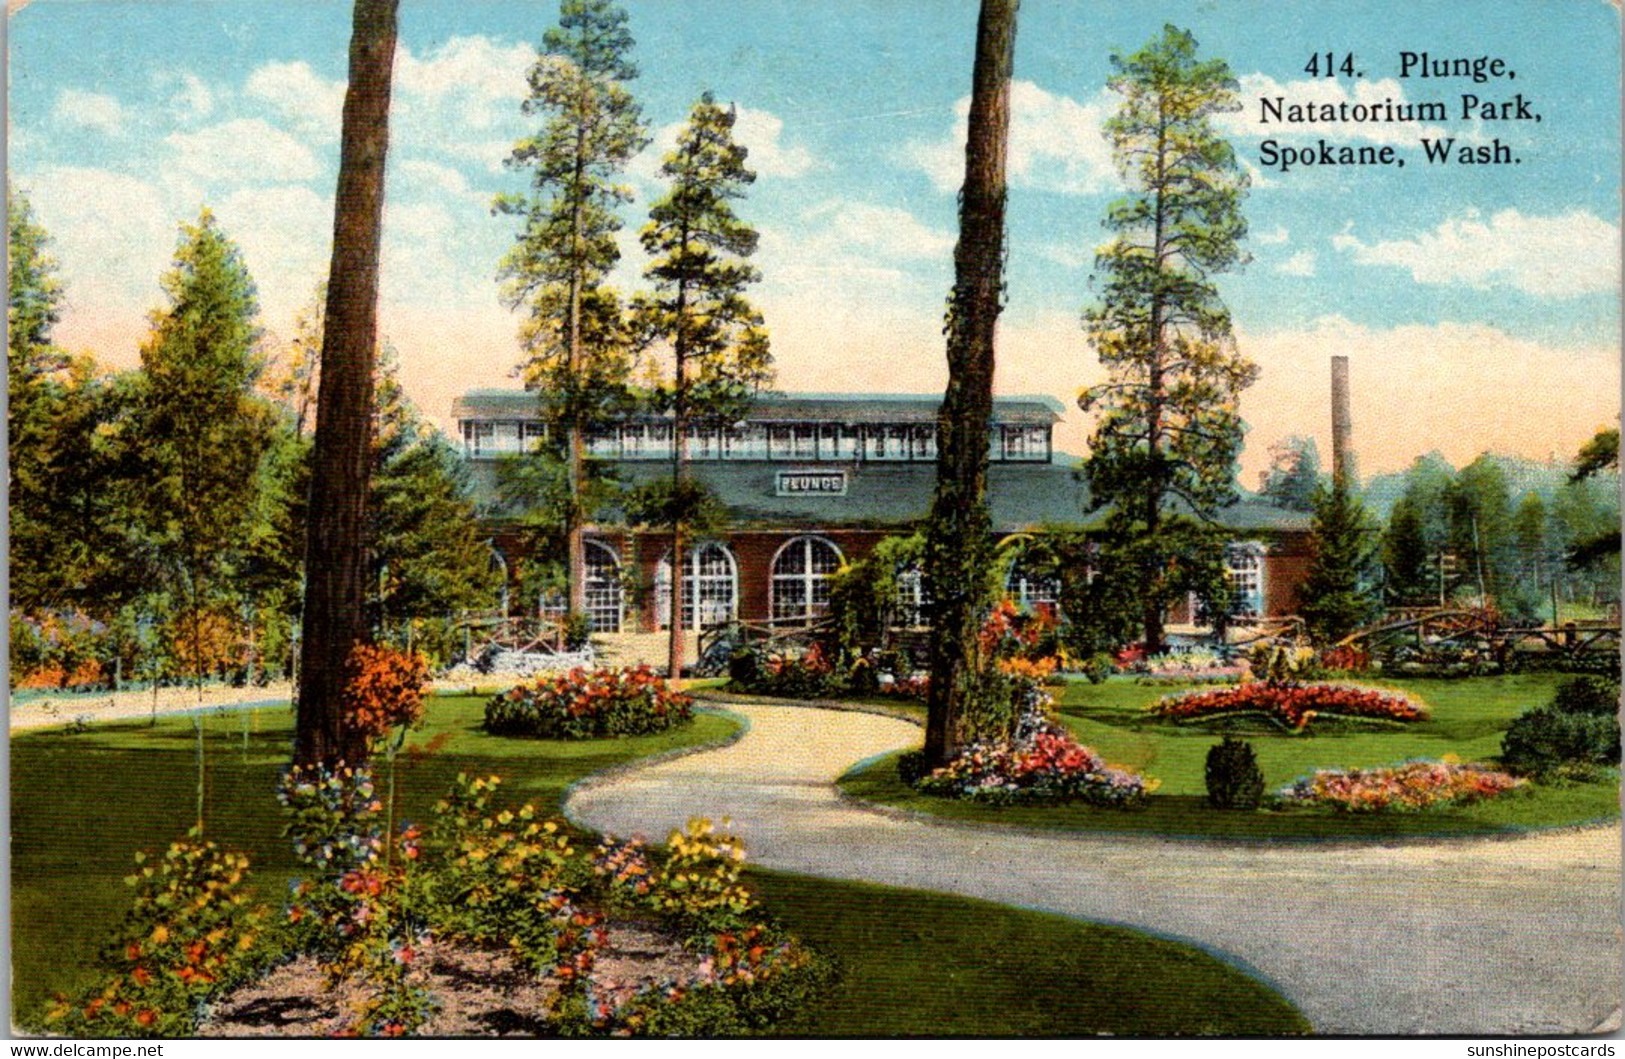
[8,191,66,387]
[1259,435,1321,512]
[297,0,400,768]
[8,191,71,609]
[496,0,647,622]
[135,210,279,697]
[634,91,772,677]
[1382,495,1432,606]
[1567,427,1621,569]
[1448,455,1515,605]
[369,349,500,639]
[922,0,1020,765]
[135,210,278,829]
[1299,480,1381,642]
[1080,24,1257,653]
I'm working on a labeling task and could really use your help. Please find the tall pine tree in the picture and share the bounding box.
[1299,480,1381,642]
[135,210,278,693]
[496,0,647,622]
[135,210,278,828]
[634,92,772,677]
[1080,25,1257,654]
[1382,495,1432,605]
[921,0,1019,767]
[297,0,400,767]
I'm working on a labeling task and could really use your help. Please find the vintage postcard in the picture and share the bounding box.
[7,0,1621,1042]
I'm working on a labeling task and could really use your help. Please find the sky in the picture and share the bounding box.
[8,0,1621,484]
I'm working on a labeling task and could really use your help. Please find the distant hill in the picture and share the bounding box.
[1359,453,1621,520]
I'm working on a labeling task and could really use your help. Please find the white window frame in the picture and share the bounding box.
[770,535,844,623]
[655,542,739,630]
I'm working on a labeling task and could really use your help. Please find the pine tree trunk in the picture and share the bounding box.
[667,347,687,681]
[295,0,399,768]
[923,0,1018,768]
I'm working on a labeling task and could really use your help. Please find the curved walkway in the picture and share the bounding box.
[566,701,1623,1036]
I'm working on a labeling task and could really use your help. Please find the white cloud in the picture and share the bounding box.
[166,73,216,123]
[394,36,533,135]
[799,200,953,259]
[1276,250,1316,277]
[1222,74,1453,147]
[1332,208,1620,298]
[1036,243,1091,269]
[904,80,1116,195]
[755,199,954,311]
[215,185,332,323]
[16,166,174,357]
[165,118,322,184]
[397,159,472,199]
[1256,225,1289,245]
[245,60,344,139]
[53,89,126,135]
[732,106,818,178]
[630,104,819,187]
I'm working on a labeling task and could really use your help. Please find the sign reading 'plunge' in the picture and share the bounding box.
[775,470,847,497]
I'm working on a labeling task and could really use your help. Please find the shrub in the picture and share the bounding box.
[1501,708,1620,780]
[484,665,693,739]
[1276,759,1525,812]
[279,764,434,1037]
[647,818,755,934]
[43,834,273,1037]
[414,773,601,979]
[1205,737,1264,810]
[726,642,845,699]
[342,644,430,751]
[591,924,832,1037]
[895,749,930,785]
[1552,676,1621,717]
[1150,682,1427,731]
[1081,652,1116,685]
[1317,645,1371,674]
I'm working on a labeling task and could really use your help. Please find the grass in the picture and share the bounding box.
[750,872,1307,1036]
[839,673,1620,839]
[12,692,1307,1036]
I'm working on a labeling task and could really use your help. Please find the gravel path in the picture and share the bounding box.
[566,701,1623,1036]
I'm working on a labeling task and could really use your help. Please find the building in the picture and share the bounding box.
[452,389,1313,635]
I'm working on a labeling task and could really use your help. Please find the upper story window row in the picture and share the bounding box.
[459,419,1053,463]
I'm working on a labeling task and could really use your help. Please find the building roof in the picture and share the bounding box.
[464,454,1311,536]
[451,389,1066,425]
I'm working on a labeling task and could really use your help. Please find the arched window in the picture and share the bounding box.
[655,542,738,630]
[1004,550,1059,612]
[583,541,624,633]
[771,536,843,623]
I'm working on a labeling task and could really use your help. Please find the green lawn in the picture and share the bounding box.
[839,673,1620,839]
[12,693,1307,1036]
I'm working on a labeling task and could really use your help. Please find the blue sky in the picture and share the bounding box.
[9,0,1621,480]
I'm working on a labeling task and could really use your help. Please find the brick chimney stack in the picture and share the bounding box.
[1331,355,1354,488]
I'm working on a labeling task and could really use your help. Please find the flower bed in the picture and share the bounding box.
[1274,759,1526,813]
[50,769,830,1039]
[485,666,693,740]
[1149,681,1427,731]
[914,721,1154,808]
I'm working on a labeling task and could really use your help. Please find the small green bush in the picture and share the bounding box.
[1552,677,1621,717]
[1500,708,1620,777]
[1082,652,1115,685]
[895,749,929,786]
[1204,736,1265,810]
